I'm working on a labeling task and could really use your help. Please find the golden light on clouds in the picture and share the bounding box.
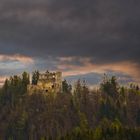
[0,54,34,64]
[0,76,7,86]
[58,57,140,82]
[0,54,34,85]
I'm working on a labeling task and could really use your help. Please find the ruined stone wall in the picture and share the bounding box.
[28,71,62,94]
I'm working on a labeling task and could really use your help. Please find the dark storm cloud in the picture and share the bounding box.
[0,0,140,65]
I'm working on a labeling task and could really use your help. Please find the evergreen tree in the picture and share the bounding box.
[62,80,72,94]
[21,72,30,94]
[32,70,39,85]
[100,75,119,99]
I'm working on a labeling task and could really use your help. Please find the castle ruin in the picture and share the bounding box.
[28,71,62,94]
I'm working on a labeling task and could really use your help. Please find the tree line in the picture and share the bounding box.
[0,71,140,140]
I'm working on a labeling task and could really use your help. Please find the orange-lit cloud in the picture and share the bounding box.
[0,54,34,64]
[0,76,7,86]
[58,57,140,82]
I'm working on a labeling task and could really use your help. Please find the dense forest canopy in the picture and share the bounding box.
[0,71,140,140]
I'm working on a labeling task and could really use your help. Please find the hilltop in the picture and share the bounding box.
[0,71,140,140]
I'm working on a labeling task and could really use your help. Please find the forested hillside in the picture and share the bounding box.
[0,72,140,140]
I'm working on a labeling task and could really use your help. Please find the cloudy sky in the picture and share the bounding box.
[0,0,140,86]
